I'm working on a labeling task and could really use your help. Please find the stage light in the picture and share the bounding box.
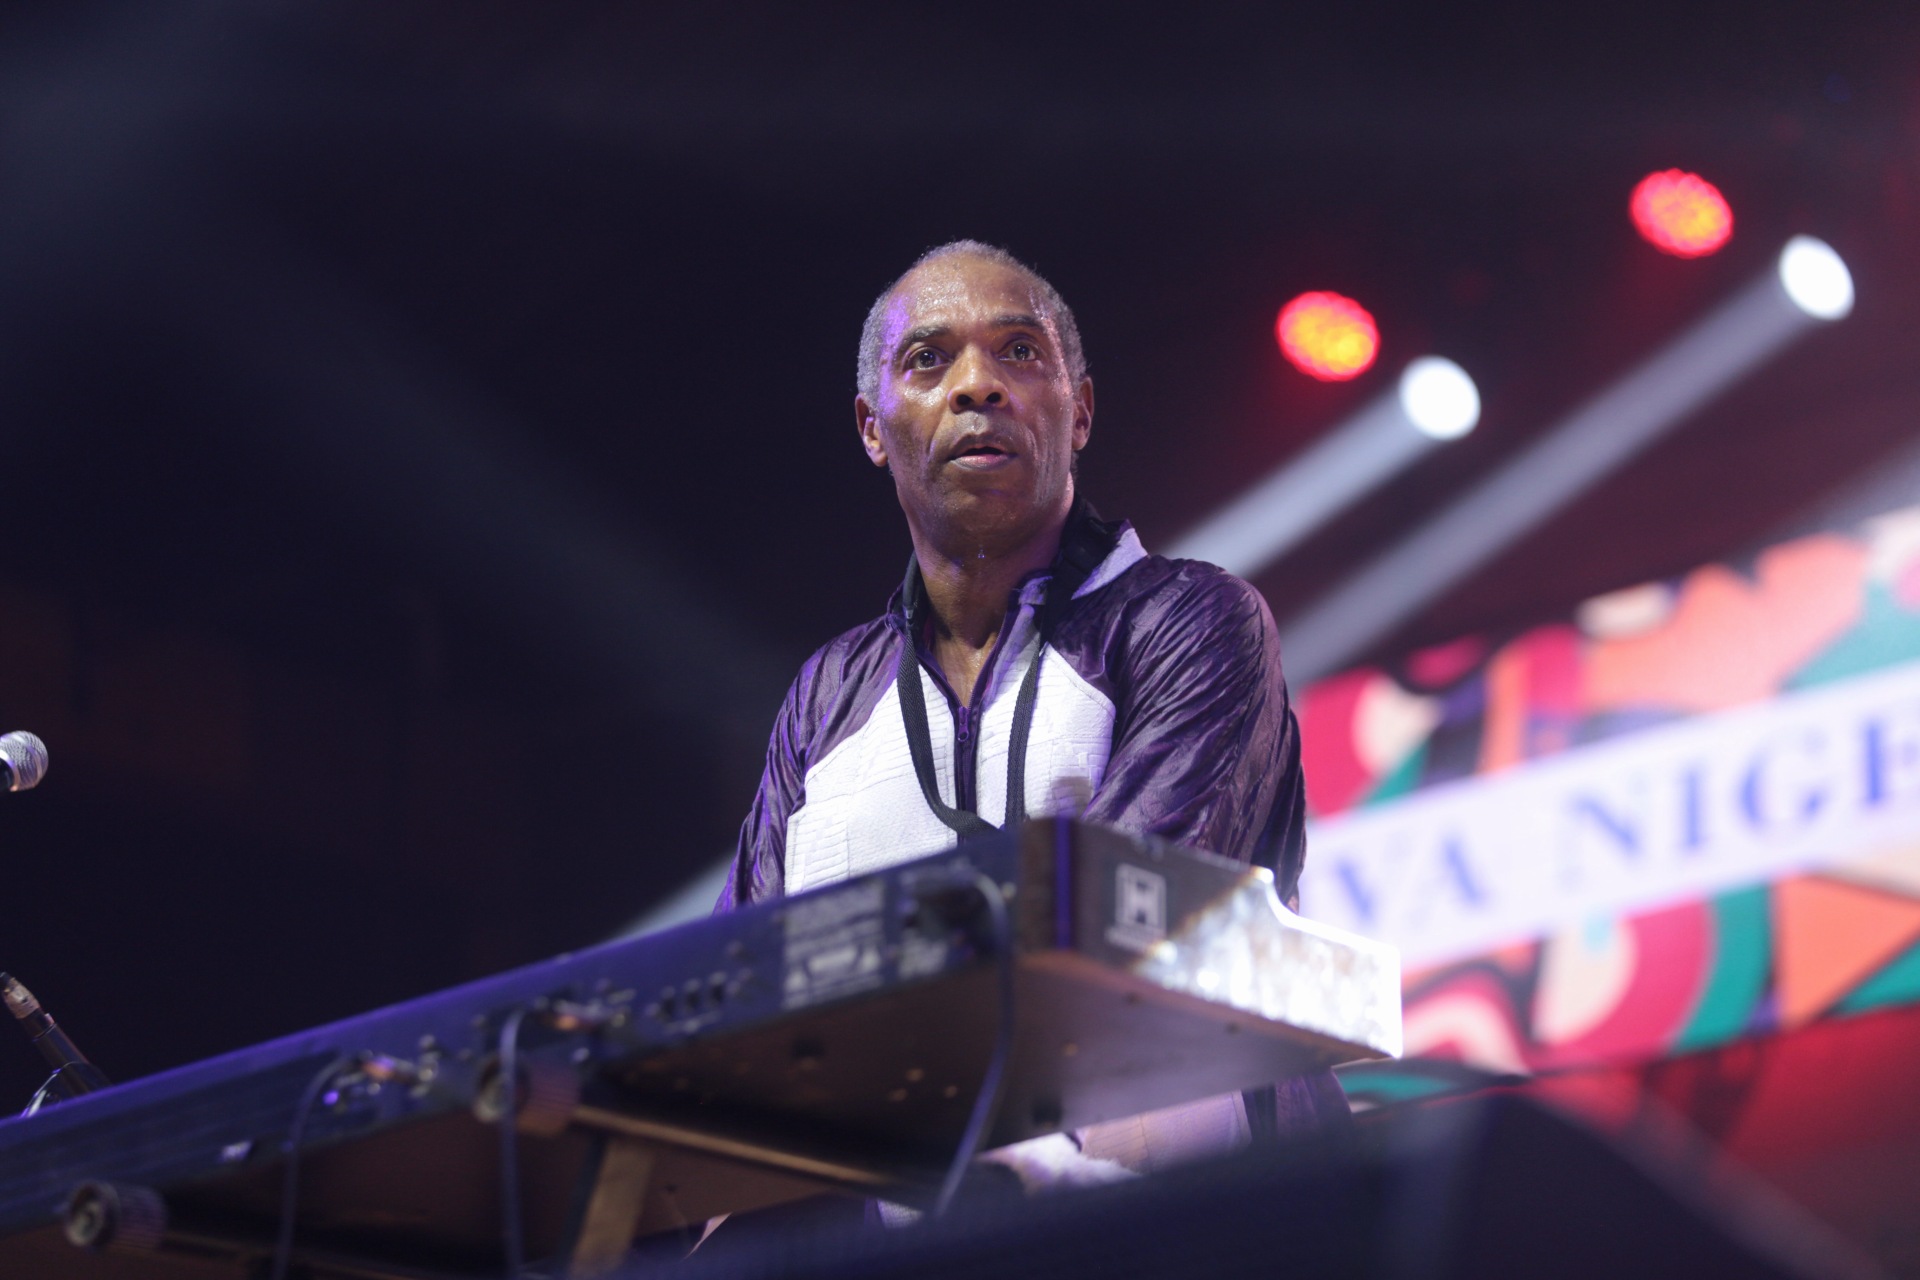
[1630,170,1733,258]
[1398,357,1480,440]
[1276,291,1379,381]
[1167,357,1480,579]
[1778,235,1854,320]
[1279,237,1857,687]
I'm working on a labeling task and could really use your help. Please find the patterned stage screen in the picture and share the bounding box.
[1296,506,1920,1098]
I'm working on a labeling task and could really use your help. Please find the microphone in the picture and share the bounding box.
[0,731,48,793]
[2,973,109,1098]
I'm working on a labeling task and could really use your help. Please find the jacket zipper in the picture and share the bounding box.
[917,587,1032,815]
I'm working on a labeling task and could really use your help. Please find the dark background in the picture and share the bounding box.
[1,0,1917,1105]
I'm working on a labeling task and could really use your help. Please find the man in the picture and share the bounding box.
[720,240,1345,1172]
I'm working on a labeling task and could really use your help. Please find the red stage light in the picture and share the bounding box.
[1276,292,1379,381]
[1630,170,1733,258]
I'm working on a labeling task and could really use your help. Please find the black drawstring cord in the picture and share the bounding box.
[896,502,1119,836]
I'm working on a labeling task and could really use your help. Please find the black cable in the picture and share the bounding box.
[269,1052,355,1280]
[932,870,1017,1218]
[497,1006,531,1279]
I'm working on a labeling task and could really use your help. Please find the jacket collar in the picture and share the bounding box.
[888,496,1130,633]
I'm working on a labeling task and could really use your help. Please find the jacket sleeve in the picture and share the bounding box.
[1080,567,1307,905]
[1079,567,1342,1149]
[714,660,814,912]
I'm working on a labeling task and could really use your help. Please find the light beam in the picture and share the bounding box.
[1277,237,1857,686]
[1167,358,1480,579]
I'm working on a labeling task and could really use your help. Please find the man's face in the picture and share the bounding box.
[856,255,1093,557]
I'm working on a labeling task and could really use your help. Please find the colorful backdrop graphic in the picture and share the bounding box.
[1305,506,1920,1099]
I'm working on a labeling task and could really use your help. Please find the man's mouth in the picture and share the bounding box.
[948,442,1018,470]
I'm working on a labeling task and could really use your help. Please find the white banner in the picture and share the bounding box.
[1298,658,1920,967]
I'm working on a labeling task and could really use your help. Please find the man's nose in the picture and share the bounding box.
[947,347,1007,412]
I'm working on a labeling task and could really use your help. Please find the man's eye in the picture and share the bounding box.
[909,348,942,369]
[1008,342,1036,360]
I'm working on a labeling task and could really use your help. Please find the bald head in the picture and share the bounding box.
[856,240,1086,404]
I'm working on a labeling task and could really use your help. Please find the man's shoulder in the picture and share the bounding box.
[784,612,900,716]
[1054,548,1277,699]
[812,610,895,658]
[1094,548,1273,633]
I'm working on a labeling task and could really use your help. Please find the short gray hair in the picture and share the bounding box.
[856,240,1087,403]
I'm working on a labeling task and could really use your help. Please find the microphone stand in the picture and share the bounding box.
[2,972,109,1115]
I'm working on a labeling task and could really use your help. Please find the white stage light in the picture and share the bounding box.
[1778,235,1854,320]
[1398,357,1481,440]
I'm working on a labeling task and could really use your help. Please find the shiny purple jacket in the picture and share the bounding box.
[718,514,1308,912]
[717,507,1347,1142]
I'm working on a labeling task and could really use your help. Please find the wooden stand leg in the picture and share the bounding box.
[566,1135,657,1278]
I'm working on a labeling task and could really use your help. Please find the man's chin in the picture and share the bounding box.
[935,488,1033,526]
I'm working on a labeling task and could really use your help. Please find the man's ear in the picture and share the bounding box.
[1071,376,1095,453]
[855,395,888,467]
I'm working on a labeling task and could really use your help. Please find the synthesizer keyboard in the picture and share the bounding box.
[0,819,1399,1278]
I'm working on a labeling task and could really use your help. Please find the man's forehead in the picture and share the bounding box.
[883,256,1049,339]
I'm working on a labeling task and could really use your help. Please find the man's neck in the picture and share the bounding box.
[909,500,1073,702]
